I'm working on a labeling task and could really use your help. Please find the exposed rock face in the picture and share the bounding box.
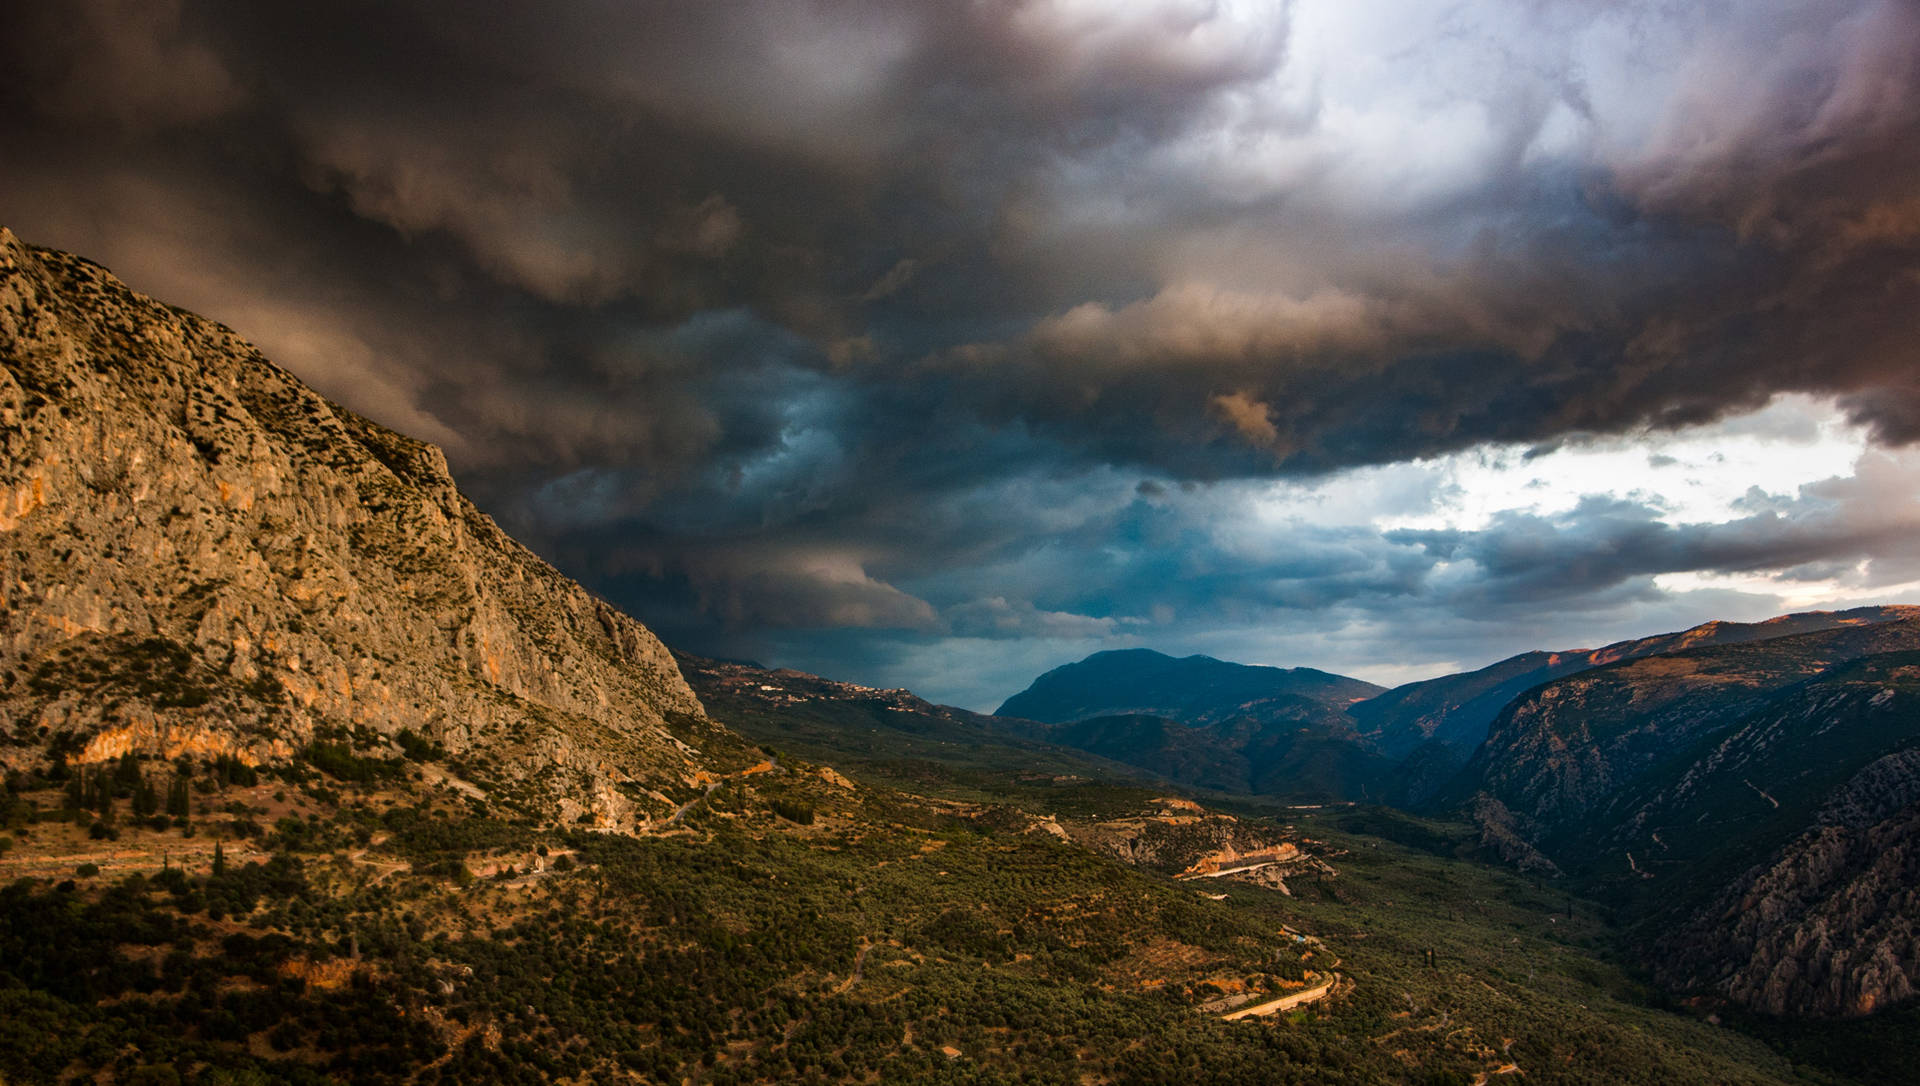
[1467,795,1560,877]
[1352,607,1919,776]
[0,228,733,824]
[1657,748,1920,1017]
[1052,798,1331,891]
[1454,619,1920,832]
[1450,637,1920,1019]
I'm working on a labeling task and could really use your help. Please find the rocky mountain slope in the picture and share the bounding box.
[996,617,1920,808]
[0,227,751,826]
[1447,619,1920,834]
[1439,624,1920,1019]
[1349,606,1919,772]
[1648,673,1920,1018]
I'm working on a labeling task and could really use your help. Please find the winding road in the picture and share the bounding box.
[1219,971,1339,1020]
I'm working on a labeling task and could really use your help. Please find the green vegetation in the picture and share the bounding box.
[23,635,220,709]
[0,750,1832,1086]
[769,797,815,825]
[0,649,1898,1084]
[1286,807,1805,1085]
[1740,1001,1920,1085]
[676,655,1161,803]
[301,741,407,785]
[394,729,446,763]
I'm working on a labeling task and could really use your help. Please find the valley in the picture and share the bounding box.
[1,227,1915,1085]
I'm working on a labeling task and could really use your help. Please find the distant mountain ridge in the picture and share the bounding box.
[1439,620,1920,1018]
[997,647,1382,724]
[1447,617,1920,832]
[987,615,1920,809]
[1351,606,1920,769]
[672,651,1166,793]
[994,649,1394,802]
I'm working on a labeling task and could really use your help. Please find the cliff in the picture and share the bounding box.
[1445,624,1920,1019]
[1352,606,1920,773]
[1450,619,1920,832]
[0,228,746,826]
[1656,745,1920,1016]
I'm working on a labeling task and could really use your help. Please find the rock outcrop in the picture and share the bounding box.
[1452,619,1920,833]
[1351,607,1919,770]
[1656,747,1920,1017]
[0,228,744,825]
[1445,631,1920,1019]
[1052,797,1332,892]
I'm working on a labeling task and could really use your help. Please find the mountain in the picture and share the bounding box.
[1447,618,1920,834]
[1440,621,1920,1019]
[1349,606,1920,770]
[0,229,1888,1084]
[1001,619,1920,808]
[994,649,1393,802]
[998,647,1382,724]
[673,652,1162,794]
[0,227,753,824]
[0,227,1406,1083]
[1631,656,1920,1017]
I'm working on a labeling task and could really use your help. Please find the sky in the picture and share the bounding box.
[4,0,1919,710]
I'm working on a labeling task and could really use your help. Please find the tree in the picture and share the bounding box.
[114,752,142,794]
[133,776,159,818]
[166,776,191,818]
[94,770,115,825]
[213,840,227,878]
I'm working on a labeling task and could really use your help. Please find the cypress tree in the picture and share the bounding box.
[94,769,115,823]
[115,752,141,794]
[212,840,227,877]
[133,776,159,818]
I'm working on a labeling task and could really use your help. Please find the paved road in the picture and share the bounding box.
[1220,971,1338,1021]
[662,782,721,827]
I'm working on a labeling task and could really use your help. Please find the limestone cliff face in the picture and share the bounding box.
[1656,748,1920,1017]
[1351,606,1918,771]
[1454,640,1920,1019]
[1456,619,1920,833]
[0,228,730,824]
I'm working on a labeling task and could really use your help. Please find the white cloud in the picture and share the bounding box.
[1245,393,1869,534]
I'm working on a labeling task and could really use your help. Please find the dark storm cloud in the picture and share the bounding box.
[672,440,1920,709]
[3,0,1918,699]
